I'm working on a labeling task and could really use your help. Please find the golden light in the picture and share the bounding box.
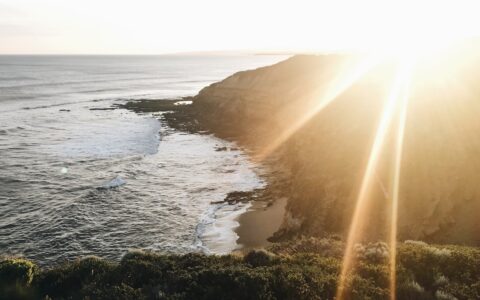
[388,59,413,300]
[254,55,381,161]
[247,27,474,296]
[335,62,412,299]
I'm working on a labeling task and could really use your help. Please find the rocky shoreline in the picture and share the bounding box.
[117,98,290,248]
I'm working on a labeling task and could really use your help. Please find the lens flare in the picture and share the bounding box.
[255,55,380,161]
[388,60,413,300]
[336,62,412,299]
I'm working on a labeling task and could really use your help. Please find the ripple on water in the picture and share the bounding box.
[0,105,264,265]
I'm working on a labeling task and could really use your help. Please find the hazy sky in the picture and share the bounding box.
[1,0,479,54]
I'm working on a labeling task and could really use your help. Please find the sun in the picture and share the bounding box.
[371,34,461,63]
[349,0,477,63]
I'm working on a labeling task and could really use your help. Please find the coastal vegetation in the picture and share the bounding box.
[1,238,479,299]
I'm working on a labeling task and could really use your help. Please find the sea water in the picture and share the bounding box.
[0,55,285,265]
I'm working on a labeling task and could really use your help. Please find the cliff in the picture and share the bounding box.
[192,46,480,245]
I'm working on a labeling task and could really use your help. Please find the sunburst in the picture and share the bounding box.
[335,61,412,299]
[254,51,420,299]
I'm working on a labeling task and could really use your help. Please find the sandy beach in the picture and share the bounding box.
[235,196,287,250]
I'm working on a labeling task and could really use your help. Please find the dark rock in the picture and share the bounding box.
[89,107,116,111]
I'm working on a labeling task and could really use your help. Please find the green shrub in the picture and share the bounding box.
[0,239,478,299]
[244,250,277,267]
[355,262,389,289]
[0,258,37,300]
[396,279,434,300]
[81,282,144,300]
[0,258,36,286]
[36,256,115,299]
[347,276,389,300]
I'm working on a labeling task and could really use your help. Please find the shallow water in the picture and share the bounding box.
[0,55,285,265]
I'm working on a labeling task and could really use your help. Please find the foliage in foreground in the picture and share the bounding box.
[1,239,479,300]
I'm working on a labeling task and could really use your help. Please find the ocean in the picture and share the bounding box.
[0,55,286,265]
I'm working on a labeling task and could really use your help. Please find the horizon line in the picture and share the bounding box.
[0,49,348,56]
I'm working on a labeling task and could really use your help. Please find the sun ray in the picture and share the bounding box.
[255,55,381,161]
[388,59,413,300]
[336,63,411,300]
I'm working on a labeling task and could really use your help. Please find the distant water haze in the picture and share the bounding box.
[0,55,285,265]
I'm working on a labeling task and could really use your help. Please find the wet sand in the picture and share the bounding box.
[235,196,287,250]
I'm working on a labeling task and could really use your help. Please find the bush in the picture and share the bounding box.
[36,256,115,299]
[0,239,478,299]
[396,280,434,300]
[0,258,37,286]
[0,258,37,300]
[244,250,277,267]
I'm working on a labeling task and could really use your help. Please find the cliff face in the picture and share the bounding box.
[193,48,480,245]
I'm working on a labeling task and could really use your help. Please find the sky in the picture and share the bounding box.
[1,0,479,54]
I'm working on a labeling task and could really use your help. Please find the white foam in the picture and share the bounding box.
[99,175,126,189]
[196,202,252,254]
[173,100,193,106]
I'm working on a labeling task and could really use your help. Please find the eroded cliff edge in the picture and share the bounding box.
[190,48,480,246]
